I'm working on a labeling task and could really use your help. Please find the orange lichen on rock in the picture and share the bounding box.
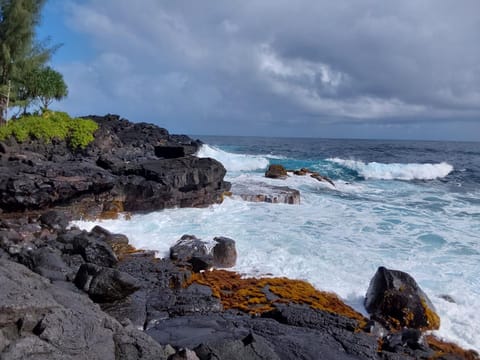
[421,298,441,330]
[188,270,366,324]
[98,200,125,220]
[110,242,144,261]
[426,335,480,360]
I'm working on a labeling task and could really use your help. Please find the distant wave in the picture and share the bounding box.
[328,158,453,180]
[196,144,270,172]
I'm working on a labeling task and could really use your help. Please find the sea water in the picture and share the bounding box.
[75,137,480,351]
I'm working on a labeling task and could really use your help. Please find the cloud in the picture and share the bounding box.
[53,0,480,138]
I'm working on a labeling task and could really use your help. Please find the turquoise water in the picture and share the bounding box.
[76,137,480,351]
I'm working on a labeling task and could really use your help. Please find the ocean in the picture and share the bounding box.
[75,136,480,351]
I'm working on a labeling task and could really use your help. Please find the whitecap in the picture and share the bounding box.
[328,158,453,180]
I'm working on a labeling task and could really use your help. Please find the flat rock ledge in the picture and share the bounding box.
[231,181,301,204]
[1,214,478,360]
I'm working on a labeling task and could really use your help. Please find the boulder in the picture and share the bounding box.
[40,210,70,231]
[69,231,118,267]
[364,266,440,330]
[74,263,140,303]
[170,235,209,262]
[91,225,129,245]
[212,237,237,268]
[265,164,288,179]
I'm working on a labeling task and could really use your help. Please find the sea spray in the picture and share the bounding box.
[196,144,270,171]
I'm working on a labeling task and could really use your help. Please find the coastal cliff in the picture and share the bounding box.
[0,114,230,216]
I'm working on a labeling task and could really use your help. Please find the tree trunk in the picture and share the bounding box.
[0,95,7,124]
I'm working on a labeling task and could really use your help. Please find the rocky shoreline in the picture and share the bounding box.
[0,115,478,359]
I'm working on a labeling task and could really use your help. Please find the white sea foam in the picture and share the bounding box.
[329,158,453,180]
[196,144,270,172]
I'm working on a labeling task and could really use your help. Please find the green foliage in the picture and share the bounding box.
[0,111,98,149]
[0,0,58,120]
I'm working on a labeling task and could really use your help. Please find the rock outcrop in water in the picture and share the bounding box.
[0,114,230,216]
[231,181,301,204]
[264,164,335,187]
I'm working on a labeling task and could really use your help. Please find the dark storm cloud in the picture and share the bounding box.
[58,0,480,139]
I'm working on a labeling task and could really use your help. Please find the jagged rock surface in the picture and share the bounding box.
[0,114,230,216]
[0,258,170,360]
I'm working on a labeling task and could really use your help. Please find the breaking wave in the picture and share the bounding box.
[196,144,270,172]
[328,158,453,180]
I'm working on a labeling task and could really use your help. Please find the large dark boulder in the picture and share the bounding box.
[66,231,118,267]
[170,235,210,262]
[170,235,214,272]
[364,266,440,331]
[212,236,237,268]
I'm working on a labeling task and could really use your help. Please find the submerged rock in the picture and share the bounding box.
[364,266,440,331]
[292,167,335,187]
[231,181,300,204]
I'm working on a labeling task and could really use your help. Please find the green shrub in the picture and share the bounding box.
[0,111,98,149]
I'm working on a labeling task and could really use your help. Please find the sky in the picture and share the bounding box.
[37,0,480,141]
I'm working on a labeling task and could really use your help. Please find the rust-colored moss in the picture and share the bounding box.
[426,335,479,360]
[110,242,144,261]
[188,270,366,326]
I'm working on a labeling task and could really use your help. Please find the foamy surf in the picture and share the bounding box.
[196,144,270,172]
[328,158,453,180]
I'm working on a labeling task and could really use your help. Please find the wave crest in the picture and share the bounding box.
[196,144,270,172]
[328,158,453,180]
